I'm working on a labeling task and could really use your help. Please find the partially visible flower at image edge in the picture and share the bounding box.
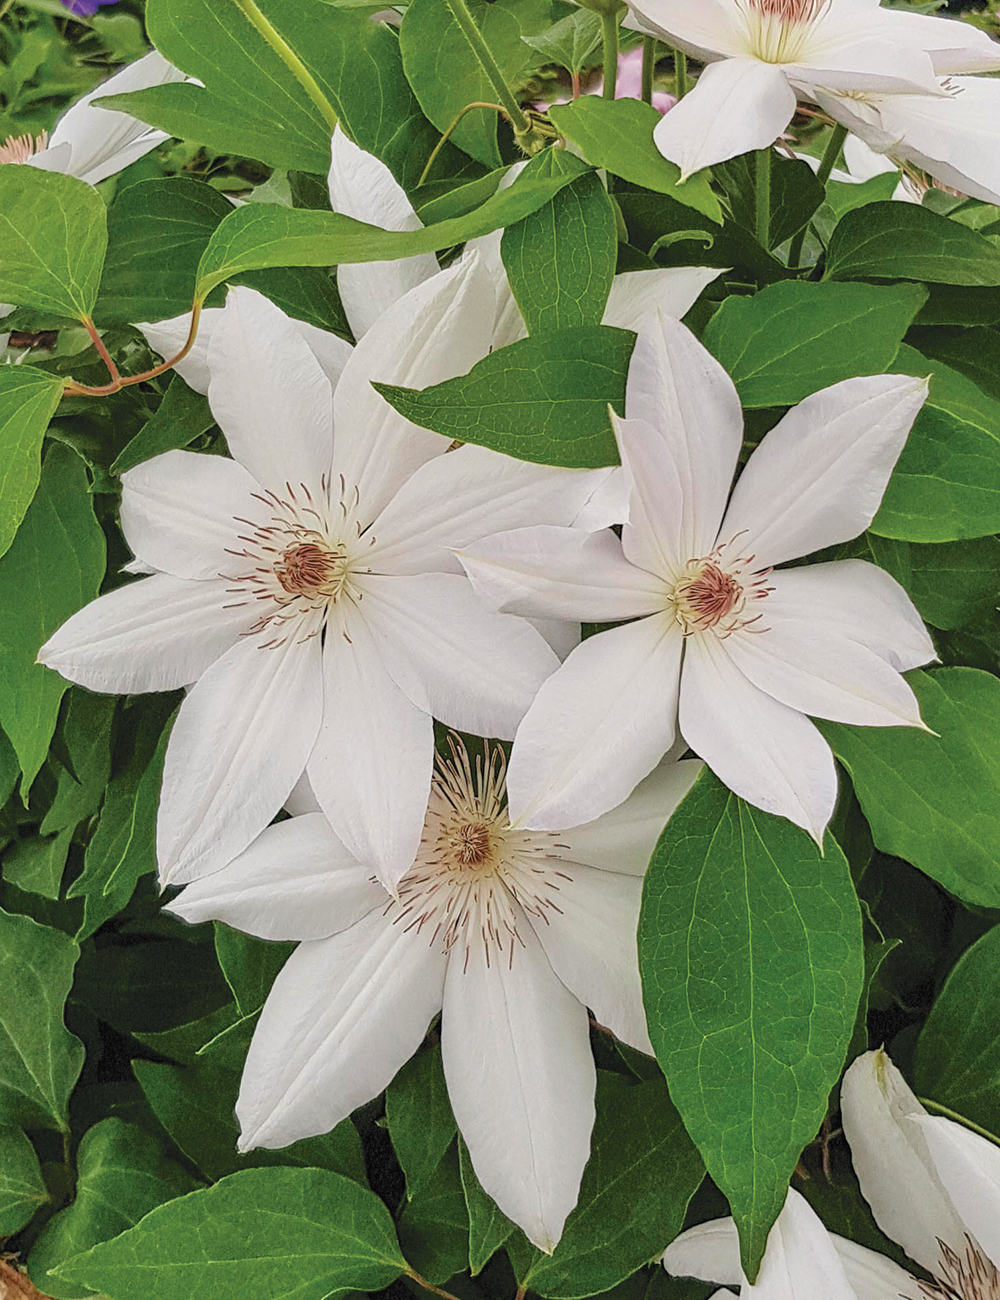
[60,0,119,15]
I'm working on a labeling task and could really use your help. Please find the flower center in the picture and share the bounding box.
[919,1239,1000,1300]
[221,477,374,648]
[386,738,571,968]
[0,131,47,165]
[737,0,830,62]
[669,537,772,638]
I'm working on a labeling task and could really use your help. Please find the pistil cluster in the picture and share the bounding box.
[669,537,772,638]
[387,739,572,969]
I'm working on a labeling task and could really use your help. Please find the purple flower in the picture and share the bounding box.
[61,0,120,16]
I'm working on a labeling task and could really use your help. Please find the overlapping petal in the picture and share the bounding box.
[238,913,446,1149]
[167,813,384,942]
[158,632,324,887]
[38,574,251,695]
[602,267,725,331]
[721,375,929,570]
[441,922,595,1253]
[508,614,683,832]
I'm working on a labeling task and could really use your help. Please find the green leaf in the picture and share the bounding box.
[0,908,84,1132]
[548,98,722,223]
[844,934,901,1066]
[68,699,176,940]
[0,443,106,796]
[909,324,1000,405]
[400,0,535,168]
[75,937,232,1035]
[134,1014,366,1185]
[457,1136,516,1275]
[110,376,214,477]
[523,9,602,73]
[0,1126,48,1236]
[41,689,117,835]
[501,159,617,335]
[821,668,1000,910]
[874,345,1000,542]
[109,2,464,186]
[519,1073,705,1299]
[867,534,1000,632]
[638,770,864,1279]
[194,165,584,301]
[54,1167,408,1299]
[385,1039,457,1200]
[824,170,902,221]
[28,1119,197,1300]
[375,325,632,467]
[3,828,73,900]
[914,923,1000,1135]
[714,152,824,251]
[701,281,927,408]
[96,177,235,323]
[396,1141,471,1285]
[825,201,1000,286]
[0,167,107,319]
[0,365,66,563]
[213,923,293,1017]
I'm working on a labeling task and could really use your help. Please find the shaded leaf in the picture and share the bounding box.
[825,202,1000,286]
[0,365,66,563]
[0,1125,48,1236]
[385,1039,457,1201]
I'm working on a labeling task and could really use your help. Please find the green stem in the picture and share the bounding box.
[787,121,848,268]
[230,0,338,133]
[601,9,620,100]
[673,47,689,99]
[418,100,508,185]
[441,0,531,133]
[641,35,656,105]
[755,147,771,249]
[919,1098,1000,1149]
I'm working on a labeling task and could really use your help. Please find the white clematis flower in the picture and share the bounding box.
[0,51,185,185]
[626,0,1000,179]
[168,737,702,1254]
[662,1049,1000,1300]
[459,311,935,842]
[842,1048,1000,1293]
[817,78,1000,207]
[40,273,616,892]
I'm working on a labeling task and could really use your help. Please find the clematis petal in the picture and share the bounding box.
[528,862,650,1054]
[158,632,324,887]
[331,253,496,522]
[764,563,935,674]
[47,51,185,185]
[208,287,335,490]
[458,526,666,623]
[663,1216,741,1286]
[786,40,943,98]
[722,618,925,730]
[721,374,929,570]
[120,449,261,581]
[508,615,683,832]
[441,920,595,1253]
[327,126,439,339]
[910,1114,1000,1270]
[238,913,446,1149]
[840,1049,968,1275]
[871,8,1000,74]
[167,813,384,942]
[876,80,1000,207]
[370,443,616,576]
[625,0,749,62]
[679,634,837,843]
[38,574,250,695]
[602,267,725,331]
[140,308,352,397]
[665,1191,860,1299]
[555,755,702,876]
[831,1236,921,1300]
[621,312,744,569]
[652,58,798,179]
[359,571,559,741]
[308,603,434,893]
